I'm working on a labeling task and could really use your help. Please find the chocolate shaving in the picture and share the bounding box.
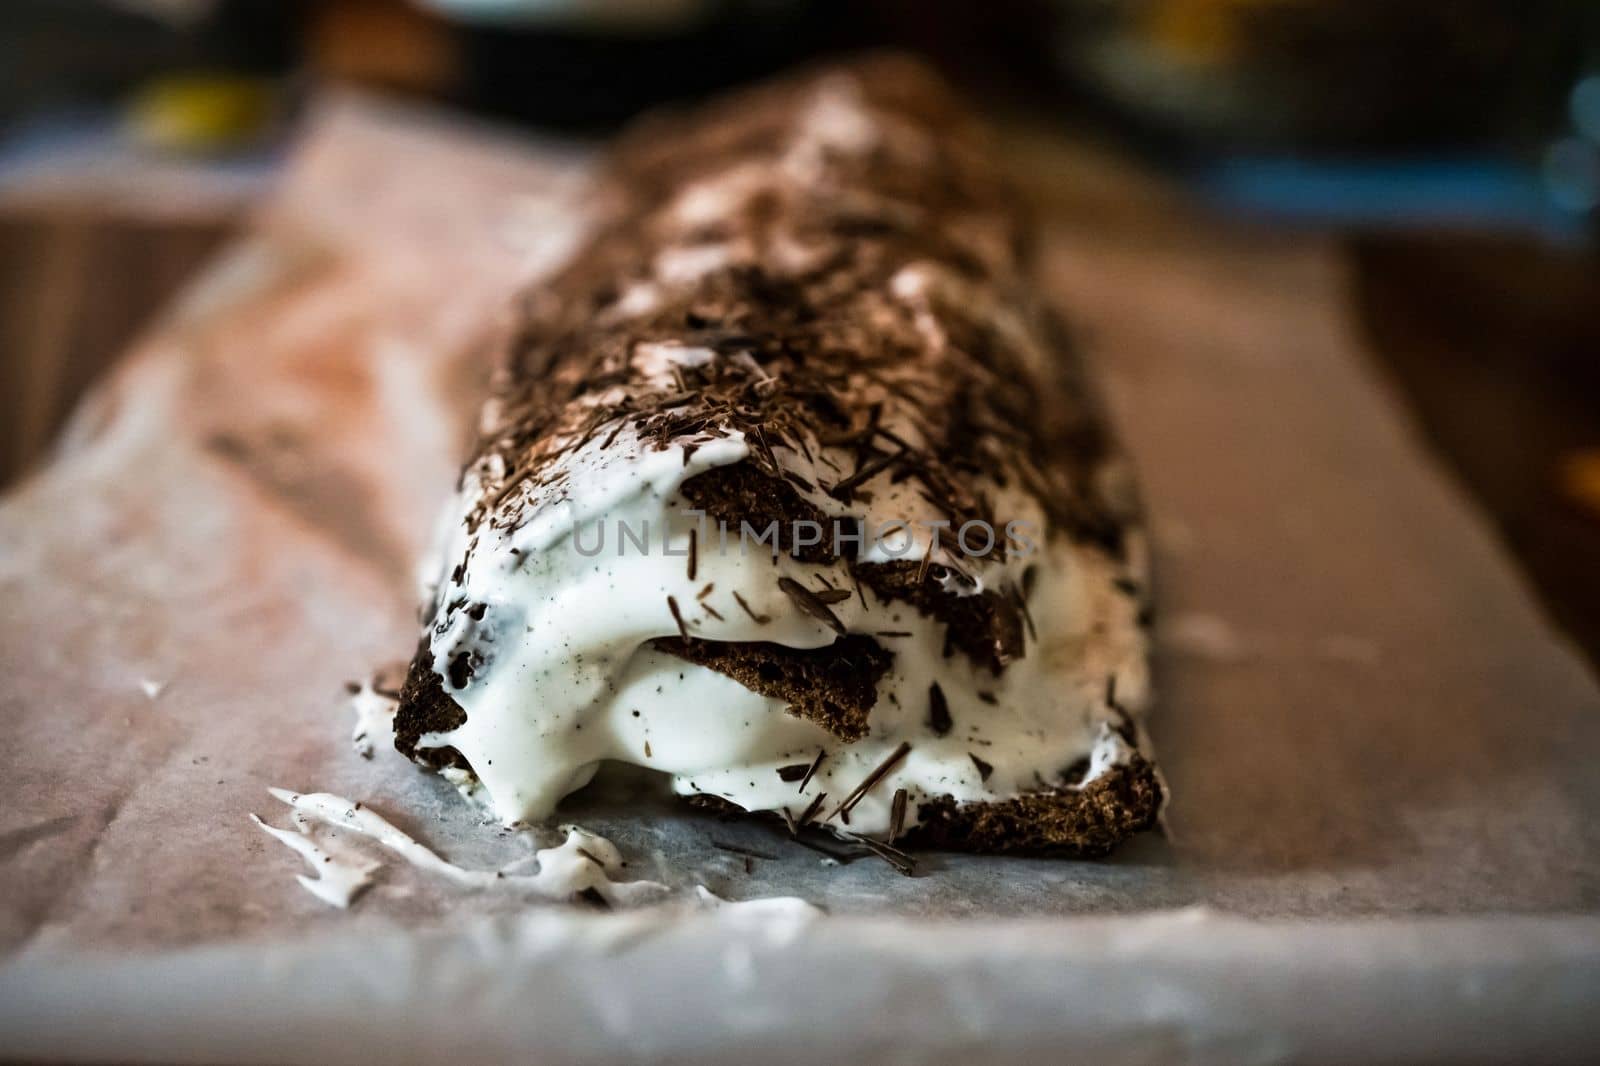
[927,682,952,737]
[830,741,911,822]
[1011,582,1037,643]
[889,788,907,843]
[712,840,779,861]
[776,762,811,782]
[732,589,771,625]
[789,828,861,863]
[845,832,916,876]
[797,749,826,792]
[797,791,827,828]
[828,445,906,500]
[666,595,690,639]
[778,576,845,634]
[488,469,532,510]
[969,753,994,782]
[753,425,780,474]
[812,587,853,606]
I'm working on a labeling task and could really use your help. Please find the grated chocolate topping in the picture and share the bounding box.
[450,55,1132,673]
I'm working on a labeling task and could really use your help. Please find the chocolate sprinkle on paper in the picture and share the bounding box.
[969,753,994,782]
[789,827,862,864]
[776,762,811,782]
[846,831,916,876]
[712,840,779,861]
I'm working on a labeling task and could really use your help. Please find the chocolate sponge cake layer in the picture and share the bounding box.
[907,757,1163,857]
[397,54,1161,853]
[651,634,892,742]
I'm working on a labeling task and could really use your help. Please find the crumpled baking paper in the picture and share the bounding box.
[1,92,1597,1062]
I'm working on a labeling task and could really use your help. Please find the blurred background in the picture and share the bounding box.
[1,0,1597,663]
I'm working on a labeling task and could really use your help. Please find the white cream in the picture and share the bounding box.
[251,808,380,909]
[692,885,823,921]
[419,418,1147,838]
[258,790,835,915]
[348,681,398,759]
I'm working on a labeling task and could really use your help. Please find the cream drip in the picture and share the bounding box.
[251,808,381,909]
[258,789,669,907]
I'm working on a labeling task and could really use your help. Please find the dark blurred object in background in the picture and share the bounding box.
[436,0,846,130]
[1046,0,1600,238]
[0,0,298,125]
[1051,0,1580,151]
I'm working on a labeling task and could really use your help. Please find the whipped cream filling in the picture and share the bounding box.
[419,416,1147,839]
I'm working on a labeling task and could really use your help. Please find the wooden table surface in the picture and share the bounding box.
[2,201,1596,673]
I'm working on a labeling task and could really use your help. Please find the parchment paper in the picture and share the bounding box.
[1,93,1597,1062]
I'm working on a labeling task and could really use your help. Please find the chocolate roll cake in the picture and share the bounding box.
[397,56,1162,855]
